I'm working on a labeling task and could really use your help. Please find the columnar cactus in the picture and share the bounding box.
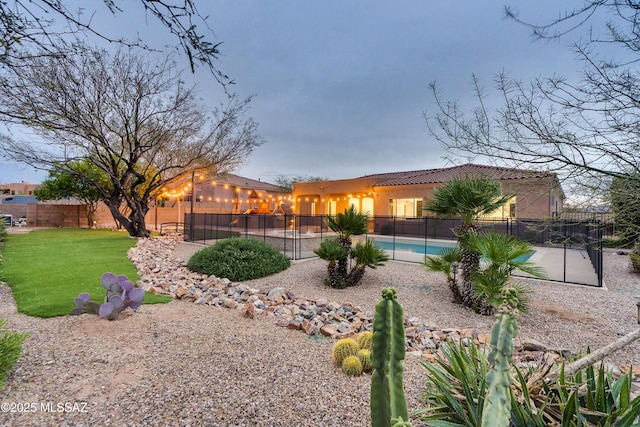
[480,288,520,427]
[370,287,410,427]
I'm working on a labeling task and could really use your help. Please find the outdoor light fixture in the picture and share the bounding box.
[452,261,459,282]
[636,300,640,325]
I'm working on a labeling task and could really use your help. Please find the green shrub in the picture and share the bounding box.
[0,318,29,390]
[0,221,7,242]
[187,237,290,281]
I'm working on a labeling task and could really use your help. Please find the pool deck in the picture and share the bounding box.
[363,236,601,287]
[518,246,600,287]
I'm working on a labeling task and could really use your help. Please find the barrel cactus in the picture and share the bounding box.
[357,349,373,372]
[332,338,359,367]
[342,355,363,376]
[371,287,411,427]
[356,331,373,350]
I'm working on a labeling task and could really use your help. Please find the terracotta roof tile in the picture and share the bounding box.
[369,164,554,186]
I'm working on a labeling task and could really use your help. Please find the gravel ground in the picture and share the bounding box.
[0,236,639,426]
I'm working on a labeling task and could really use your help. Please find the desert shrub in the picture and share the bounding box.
[187,237,290,281]
[630,239,640,273]
[0,318,29,390]
[420,324,640,425]
[0,221,6,242]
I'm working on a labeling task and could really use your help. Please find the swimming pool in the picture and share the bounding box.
[371,238,534,262]
[373,239,457,256]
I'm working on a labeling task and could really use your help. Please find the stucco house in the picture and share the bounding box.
[292,163,564,219]
[160,173,292,214]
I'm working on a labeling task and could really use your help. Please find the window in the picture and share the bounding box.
[388,198,423,218]
[361,197,374,216]
[327,200,337,216]
[348,197,360,212]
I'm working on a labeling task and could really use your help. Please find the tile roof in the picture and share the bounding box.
[169,173,288,193]
[213,174,288,192]
[367,164,555,186]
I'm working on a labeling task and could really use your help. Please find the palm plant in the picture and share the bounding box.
[325,205,369,278]
[464,231,547,315]
[347,239,389,287]
[424,246,462,303]
[314,238,347,288]
[315,207,387,288]
[425,176,513,308]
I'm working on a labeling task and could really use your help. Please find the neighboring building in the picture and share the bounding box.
[292,163,565,219]
[160,173,292,214]
[0,181,39,201]
[1,195,38,204]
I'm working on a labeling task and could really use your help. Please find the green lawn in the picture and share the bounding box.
[0,228,171,318]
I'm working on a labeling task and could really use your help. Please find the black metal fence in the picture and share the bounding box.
[183,213,604,287]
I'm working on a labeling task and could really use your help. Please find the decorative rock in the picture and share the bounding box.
[127,234,591,372]
[223,298,238,309]
[267,287,287,300]
[320,323,340,338]
[521,338,551,352]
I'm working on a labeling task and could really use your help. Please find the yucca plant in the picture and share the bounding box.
[544,359,640,426]
[424,246,462,303]
[420,312,640,426]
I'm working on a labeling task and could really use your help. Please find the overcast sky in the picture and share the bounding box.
[1,1,585,184]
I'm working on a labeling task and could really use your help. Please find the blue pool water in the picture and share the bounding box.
[373,239,534,262]
[374,240,455,255]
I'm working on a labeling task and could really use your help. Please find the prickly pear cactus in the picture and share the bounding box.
[356,331,373,350]
[332,338,359,367]
[342,355,363,376]
[370,287,410,427]
[480,288,520,427]
[70,273,145,320]
[357,349,372,372]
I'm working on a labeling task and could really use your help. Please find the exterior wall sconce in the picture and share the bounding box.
[637,300,640,325]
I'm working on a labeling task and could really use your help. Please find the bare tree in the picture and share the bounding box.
[0,0,228,81]
[425,2,640,202]
[0,43,262,237]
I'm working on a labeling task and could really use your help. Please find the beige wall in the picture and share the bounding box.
[293,176,564,220]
